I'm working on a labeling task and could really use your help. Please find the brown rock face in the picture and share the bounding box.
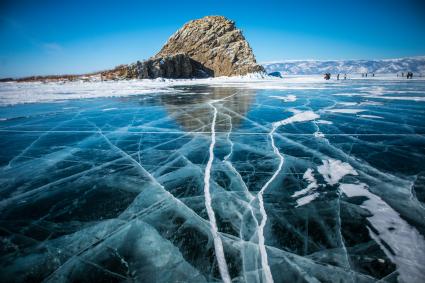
[100,15,264,80]
[155,16,264,77]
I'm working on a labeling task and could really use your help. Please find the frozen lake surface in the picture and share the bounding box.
[0,76,425,282]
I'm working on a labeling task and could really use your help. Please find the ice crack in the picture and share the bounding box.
[204,102,231,283]
[257,122,285,283]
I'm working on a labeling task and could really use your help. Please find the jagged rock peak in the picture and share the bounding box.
[155,15,265,77]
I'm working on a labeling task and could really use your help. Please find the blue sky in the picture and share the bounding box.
[1,0,425,77]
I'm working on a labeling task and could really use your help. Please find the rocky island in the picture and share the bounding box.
[102,16,264,80]
[10,16,264,82]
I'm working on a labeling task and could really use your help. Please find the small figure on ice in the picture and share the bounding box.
[324,73,331,80]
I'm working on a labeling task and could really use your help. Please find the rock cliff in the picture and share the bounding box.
[102,15,264,80]
[155,15,264,77]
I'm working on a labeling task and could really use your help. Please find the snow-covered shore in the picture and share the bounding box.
[1,73,424,106]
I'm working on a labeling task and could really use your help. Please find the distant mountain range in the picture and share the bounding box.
[262,56,425,75]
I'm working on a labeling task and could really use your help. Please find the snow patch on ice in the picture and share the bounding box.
[292,168,319,199]
[314,131,325,138]
[358,101,383,106]
[340,183,425,283]
[0,75,332,106]
[338,102,358,106]
[318,159,358,185]
[364,95,425,102]
[273,111,319,127]
[316,120,333,125]
[327,109,366,114]
[362,86,385,95]
[296,193,320,207]
[270,94,297,102]
[359,114,384,119]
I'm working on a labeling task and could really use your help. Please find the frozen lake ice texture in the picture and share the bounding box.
[0,76,425,282]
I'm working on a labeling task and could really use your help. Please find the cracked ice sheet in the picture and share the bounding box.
[1,78,425,283]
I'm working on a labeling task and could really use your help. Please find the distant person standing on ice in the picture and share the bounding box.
[337,74,340,80]
[344,74,347,80]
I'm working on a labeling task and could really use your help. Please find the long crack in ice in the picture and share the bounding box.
[257,124,283,283]
[257,110,321,282]
[204,102,231,283]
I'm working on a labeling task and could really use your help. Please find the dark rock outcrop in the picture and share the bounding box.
[101,54,213,80]
[135,54,213,79]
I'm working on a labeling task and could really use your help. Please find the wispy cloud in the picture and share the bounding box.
[1,16,64,54]
[42,42,63,53]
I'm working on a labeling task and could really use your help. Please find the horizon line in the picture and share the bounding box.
[260,55,425,64]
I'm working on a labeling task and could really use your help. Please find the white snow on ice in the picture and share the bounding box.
[326,109,366,114]
[273,111,320,127]
[270,94,297,102]
[316,120,333,125]
[340,183,425,283]
[292,168,320,207]
[295,193,320,207]
[317,159,358,185]
[359,114,384,119]
[0,75,335,106]
[2,74,425,106]
[313,131,325,138]
[338,102,358,106]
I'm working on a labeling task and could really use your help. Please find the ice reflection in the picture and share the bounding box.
[160,86,255,133]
